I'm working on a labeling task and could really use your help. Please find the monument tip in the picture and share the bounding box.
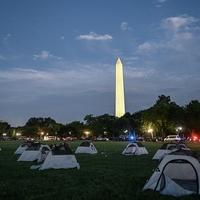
[116,57,122,64]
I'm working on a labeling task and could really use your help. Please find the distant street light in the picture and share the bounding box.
[176,126,182,132]
[176,126,183,137]
[147,128,154,138]
[84,131,90,137]
[40,131,44,140]
[16,132,21,136]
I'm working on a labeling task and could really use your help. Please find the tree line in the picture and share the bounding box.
[0,95,200,139]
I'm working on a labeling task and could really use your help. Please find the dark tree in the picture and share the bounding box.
[185,100,200,133]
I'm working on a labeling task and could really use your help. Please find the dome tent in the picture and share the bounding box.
[39,143,80,170]
[122,142,148,155]
[75,141,97,154]
[152,142,190,160]
[18,142,50,162]
[14,141,34,155]
[143,154,200,197]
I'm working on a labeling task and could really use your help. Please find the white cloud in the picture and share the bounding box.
[3,33,11,41]
[0,68,54,81]
[0,64,112,92]
[120,22,131,31]
[77,32,112,41]
[125,67,155,78]
[162,16,198,32]
[33,50,61,60]
[137,15,200,55]
[137,42,157,53]
[0,61,156,100]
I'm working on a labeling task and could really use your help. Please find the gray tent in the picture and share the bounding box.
[153,143,190,160]
[75,141,97,154]
[122,142,148,155]
[14,141,34,155]
[143,153,200,197]
[18,142,50,162]
[39,143,80,170]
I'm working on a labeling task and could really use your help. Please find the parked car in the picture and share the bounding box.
[96,136,109,141]
[164,135,181,142]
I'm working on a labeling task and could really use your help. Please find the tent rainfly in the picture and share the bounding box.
[75,141,97,154]
[122,142,148,155]
[143,154,200,197]
[153,143,190,160]
[39,143,80,170]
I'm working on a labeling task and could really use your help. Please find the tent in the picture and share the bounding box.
[39,143,80,170]
[18,142,50,162]
[152,143,190,160]
[14,141,33,155]
[75,141,97,154]
[143,154,200,197]
[122,142,148,155]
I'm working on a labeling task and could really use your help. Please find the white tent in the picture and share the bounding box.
[122,142,148,155]
[143,154,200,197]
[18,143,50,162]
[14,141,33,155]
[75,141,97,154]
[15,144,28,155]
[39,144,80,170]
[153,143,190,160]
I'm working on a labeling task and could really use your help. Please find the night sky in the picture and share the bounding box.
[0,0,200,126]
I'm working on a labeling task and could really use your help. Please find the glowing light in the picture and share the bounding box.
[115,58,125,117]
[16,132,21,136]
[147,128,154,138]
[2,133,7,136]
[130,136,134,140]
[176,126,183,132]
[147,128,153,133]
[40,132,44,136]
[84,131,90,136]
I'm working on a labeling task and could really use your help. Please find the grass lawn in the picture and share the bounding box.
[0,141,200,200]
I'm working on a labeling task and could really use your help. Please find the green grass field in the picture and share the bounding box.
[0,141,200,200]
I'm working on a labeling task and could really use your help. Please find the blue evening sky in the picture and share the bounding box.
[0,0,200,126]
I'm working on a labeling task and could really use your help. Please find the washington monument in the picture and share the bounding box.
[115,57,125,117]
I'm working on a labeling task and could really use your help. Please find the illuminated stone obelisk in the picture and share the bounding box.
[115,57,125,117]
